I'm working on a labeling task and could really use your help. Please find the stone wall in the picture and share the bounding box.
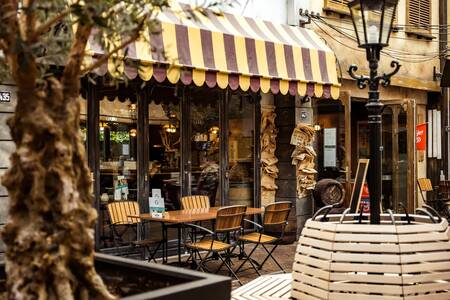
[0,84,17,251]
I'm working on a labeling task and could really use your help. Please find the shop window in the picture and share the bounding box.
[314,99,346,181]
[323,0,352,15]
[189,92,220,207]
[323,1,398,30]
[228,94,254,207]
[148,99,181,211]
[99,99,138,203]
[406,0,431,37]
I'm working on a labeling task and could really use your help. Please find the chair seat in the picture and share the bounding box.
[132,238,162,247]
[239,232,278,244]
[185,239,232,252]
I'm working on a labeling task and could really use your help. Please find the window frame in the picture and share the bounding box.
[405,0,432,37]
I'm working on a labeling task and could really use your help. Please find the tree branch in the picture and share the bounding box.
[61,23,93,97]
[0,39,7,52]
[22,0,37,42]
[80,32,140,77]
[32,9,71,42]
[0,0,19,49]
[80,18,146,76]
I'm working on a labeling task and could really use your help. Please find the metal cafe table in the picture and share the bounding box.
[136,207,264,264]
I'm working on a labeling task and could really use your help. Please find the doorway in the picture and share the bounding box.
[145,85,259,210]
[353,99,415,212]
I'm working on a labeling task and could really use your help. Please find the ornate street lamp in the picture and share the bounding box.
[347,0,400,224]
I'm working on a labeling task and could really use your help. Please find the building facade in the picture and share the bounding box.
[0,0,444,251]
[206,0,443,216]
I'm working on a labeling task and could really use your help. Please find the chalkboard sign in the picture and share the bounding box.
[349,159,370,213]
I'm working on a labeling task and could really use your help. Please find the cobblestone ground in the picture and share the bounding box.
[188,243,297,289]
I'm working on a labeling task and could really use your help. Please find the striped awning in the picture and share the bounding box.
[87,2,340,99]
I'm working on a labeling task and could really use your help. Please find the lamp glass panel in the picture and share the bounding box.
[349,3,365,46]
[362,0,383,45]
[380,4,396,44]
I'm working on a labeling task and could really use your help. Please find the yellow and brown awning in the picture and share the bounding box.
[87,2,340,99]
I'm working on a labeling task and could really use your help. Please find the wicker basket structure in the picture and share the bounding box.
[292,209,450,299]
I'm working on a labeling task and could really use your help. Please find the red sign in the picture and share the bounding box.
[416,123,427,151]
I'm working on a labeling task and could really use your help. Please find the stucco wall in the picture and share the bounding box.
[307,0,440,92]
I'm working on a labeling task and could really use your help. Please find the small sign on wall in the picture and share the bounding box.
[323,128,337,167]
[0,91,11,103]
[416,123,427,151]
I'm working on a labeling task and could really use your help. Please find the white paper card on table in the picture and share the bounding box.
[114,175,129,200]
[122,144,129,155]
[149,189,165,218]
[152,189,162,198]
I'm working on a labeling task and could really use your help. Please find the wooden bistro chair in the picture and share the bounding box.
[235,201,292,276]
[417,178,450,219]
[180,195,210,210]
[184,205,247,285]
[107,201,161,262]
[180,195,211,241]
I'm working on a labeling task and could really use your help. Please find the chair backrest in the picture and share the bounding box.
[417,178,433,204]
[180,195,210,210]
[215,205,247,233]
[107,201,140,225]
[263,201,292,226]
[417,178,433,192]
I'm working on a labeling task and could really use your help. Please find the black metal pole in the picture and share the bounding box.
[366,47,383,224]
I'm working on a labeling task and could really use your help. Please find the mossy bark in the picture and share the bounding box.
[1,76,115,299]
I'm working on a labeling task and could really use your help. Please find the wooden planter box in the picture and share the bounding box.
[292,213,450,299]
[0,253,231,300]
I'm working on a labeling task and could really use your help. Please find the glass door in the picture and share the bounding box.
[382,104,409,211]
[99,99,138,202]
[148,98,181,211]
[227,93,255,207]
[183,88,221,207]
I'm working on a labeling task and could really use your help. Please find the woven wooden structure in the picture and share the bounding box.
[292,212,450,299]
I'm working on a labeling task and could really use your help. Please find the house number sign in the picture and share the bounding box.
[0,91,11,103]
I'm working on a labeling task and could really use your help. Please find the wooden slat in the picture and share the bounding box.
[400,251,450,263]
[293,265,329,280]
[330,262,402,274]
[333,242,400,253]
[298,236,334,251]
[397,229,449,243]
[403,281,450,295]
[329,273,403,284]
[402,271,450,284]
[290,290,320,300]
[334,233,399,243]
[332,252,401,264]
[294,282,328,299]
[297,273,329,290]
[297,245,332,260]
[328,293,402,300]
[399,241,450,252]
[329,282,403,295]
[301,228,336,241]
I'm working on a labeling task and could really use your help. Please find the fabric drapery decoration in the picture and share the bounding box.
[86,2,340,99]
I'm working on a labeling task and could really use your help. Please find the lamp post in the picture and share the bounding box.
[347,0,400,224]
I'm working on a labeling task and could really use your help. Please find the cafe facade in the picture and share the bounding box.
[0,3,340,249]
[81,3,340,247]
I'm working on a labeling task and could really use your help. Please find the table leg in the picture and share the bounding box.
[177,225,181,264]
[162,223,168,264]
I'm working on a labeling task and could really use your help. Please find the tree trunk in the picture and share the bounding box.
[1,76,115,299]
